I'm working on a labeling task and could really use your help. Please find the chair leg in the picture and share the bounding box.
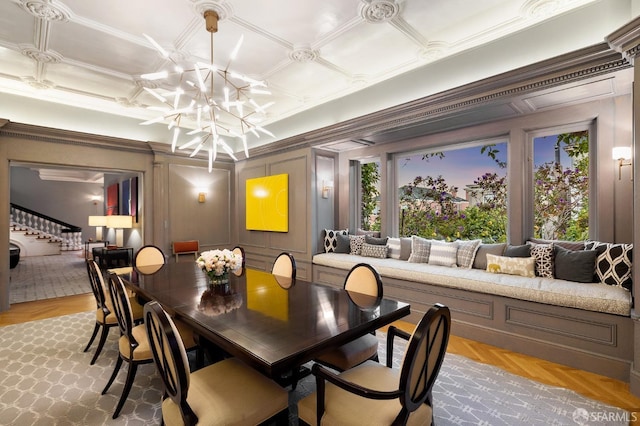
[90,323,111,365]
[102,356,123,395]
[112,361,138,419]
[84,322,100,352]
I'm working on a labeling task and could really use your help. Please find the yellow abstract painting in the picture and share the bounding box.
[246,173,288,232]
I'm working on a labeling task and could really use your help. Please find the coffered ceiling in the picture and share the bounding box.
[0,0,629,157]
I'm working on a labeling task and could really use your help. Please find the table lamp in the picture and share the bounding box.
[88,215,108,241]
[106,215,133,247]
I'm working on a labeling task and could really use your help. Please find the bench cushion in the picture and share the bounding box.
[313,253,631,316]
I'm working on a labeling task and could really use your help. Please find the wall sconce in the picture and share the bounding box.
[106,215,133,247]
[612,147,632,180]
[198,192,206,203]
[322,180,334,199]
[88,215,108,241]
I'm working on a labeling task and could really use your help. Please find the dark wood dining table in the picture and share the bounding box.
[119,262,410,380]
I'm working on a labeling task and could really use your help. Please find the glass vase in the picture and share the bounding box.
[208,271,229,286]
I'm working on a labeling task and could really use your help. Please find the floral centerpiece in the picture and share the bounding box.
[196,249,243,285]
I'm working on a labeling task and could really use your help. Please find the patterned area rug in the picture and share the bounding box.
[0,312,629,425]
[9,251,89,304]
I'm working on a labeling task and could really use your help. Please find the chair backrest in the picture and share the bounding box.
[398,303,451,418]
[232,246,245,267]
[344,263,383,298]
[272,252,296,279]
[134,245,166,267]
[144,301,197,425]
[107,273,137,352]
[87,259,112,315]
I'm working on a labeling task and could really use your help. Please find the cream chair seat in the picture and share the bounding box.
[298,303,451,426]
[144,301,289,426]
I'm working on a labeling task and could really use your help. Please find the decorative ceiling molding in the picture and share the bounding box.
[360,0,400,23]
[19,0,71,22]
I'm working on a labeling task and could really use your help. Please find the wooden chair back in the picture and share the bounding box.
[134,245,165,267]
[107,273,137,356]
[272,252,296,279]
[144,301,197,425]
[344,263,383,298]
[398,303,451,418]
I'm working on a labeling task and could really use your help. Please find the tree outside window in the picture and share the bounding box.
[396,143,508,242]
[533,131,589,241]
[361,161,381,232]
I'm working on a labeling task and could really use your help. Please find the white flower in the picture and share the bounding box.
[196,249,243,276]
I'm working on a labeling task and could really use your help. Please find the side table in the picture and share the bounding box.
[92,247,133,269]
[85,240,108,260]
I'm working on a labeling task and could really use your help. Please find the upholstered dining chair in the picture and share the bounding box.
[134,245,165,274]
[144,300,290,426]
[272,252,296,279]
[83,259,143,365]
[232,245,245,276]
[298,303,451,426]
[314,263,383,372]
[102,273,198,419]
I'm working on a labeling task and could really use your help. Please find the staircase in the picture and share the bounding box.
[10,203,83,256]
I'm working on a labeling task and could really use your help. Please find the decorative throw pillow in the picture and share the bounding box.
[554,245,597,283]
[428,240,458,267]
[530,243,554,278]
[529,238,585,251]
[585,241,633,290]
[473,243,506,270]
[324,229,348,253]
[399,237,412,261]
[334,233,351,254]
[356,228,381,238]
[486,254,535,278]
[361,242,388,259]
[504,244,531,258]
[387,237,401,259]
[456,239,482,269]
[365,235,388,246]
[408,236,431,263]
[349,235,366,255]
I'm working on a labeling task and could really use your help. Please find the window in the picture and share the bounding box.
[533,131,589,241]
[396,141,507,242]
[360,160,380,232]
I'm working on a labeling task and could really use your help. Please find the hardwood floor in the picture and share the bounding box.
[3,295,640,422]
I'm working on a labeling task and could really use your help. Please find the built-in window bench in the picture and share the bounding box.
[312,252,633,383]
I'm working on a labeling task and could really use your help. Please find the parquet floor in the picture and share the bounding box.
[3,294,640,423]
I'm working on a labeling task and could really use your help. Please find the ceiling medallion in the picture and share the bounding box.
[192,0,233,21]
[361,0,400,24]
[19,0,70,21]
[140,9,275,172]
[20,47,63,64]
[521,0,564,19]
[419,41,449,62]
[289,45,317,63]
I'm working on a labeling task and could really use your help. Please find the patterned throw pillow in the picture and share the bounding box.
[428,240,458,267]
[349,235,366,255]
[486,254,535,278]
[324,229,348,253]
[585,241,633,290]
[361,242,388,259]
[408,236,431,263]
[456,239,481,269]
[530,243,554,278]
[387,237,401,259]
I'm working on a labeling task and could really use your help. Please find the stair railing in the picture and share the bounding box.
[10,203,83,250]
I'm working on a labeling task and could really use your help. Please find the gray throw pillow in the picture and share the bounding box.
[504,244,531,258]
[473,243,506,269]
[399,237,412,261]
[334,233,350,253]
[365,235,388,246]
[554,245,597,283]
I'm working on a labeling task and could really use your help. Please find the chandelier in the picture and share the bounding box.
[139,10,274,171]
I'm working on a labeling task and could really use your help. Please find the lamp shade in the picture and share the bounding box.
[106,215,133,229]
[88,215,108,226]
